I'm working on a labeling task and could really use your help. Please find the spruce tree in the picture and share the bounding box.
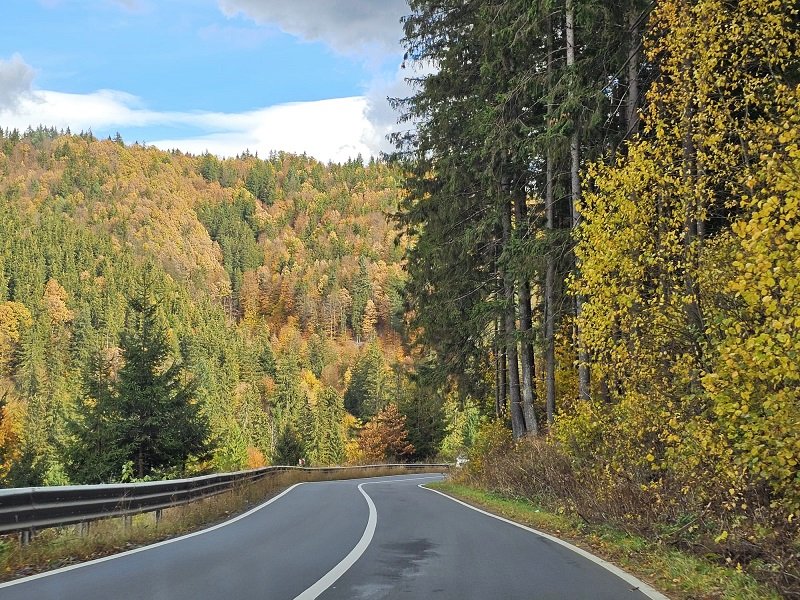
[113,268,210,479]
[273,425,304,466]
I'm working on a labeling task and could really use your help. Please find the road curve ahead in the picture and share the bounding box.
[0,473,664,600]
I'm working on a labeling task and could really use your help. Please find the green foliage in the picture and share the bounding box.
[398,387,445,460]
[244,159,276,204]
[70,269,211,481]
[197,191,263,297]
[273,425,304,466]
[0,132,416,484]
[343,342,390,418]
[310,386,346,465]
[439,396,482,461]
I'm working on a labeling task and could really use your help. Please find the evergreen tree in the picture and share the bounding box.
[344,342,389,418]
[67,347,125,483]
[111,269,210,479]
[273,425,304,466]
[313,386,345,465]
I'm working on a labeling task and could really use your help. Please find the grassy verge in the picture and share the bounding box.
[0,465,445,583]
[426,481,780,600]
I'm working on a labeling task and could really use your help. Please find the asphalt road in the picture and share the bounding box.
[0,473,665,600]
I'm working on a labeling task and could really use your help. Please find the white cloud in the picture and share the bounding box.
[217,0,408,55]
[0,54,36,111]
[212,1,419,156]
[152,97,374,162]
[363,72,406,156]
[0,87,374,163]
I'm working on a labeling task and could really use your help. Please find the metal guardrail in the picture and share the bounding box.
[0,464,450,536]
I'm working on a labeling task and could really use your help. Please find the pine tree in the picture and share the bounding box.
[67,347,125,483]
[344,342,389,418]
[313,386,345,465]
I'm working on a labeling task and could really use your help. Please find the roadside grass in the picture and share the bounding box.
[426,481,780,600]
[0,465,445,583]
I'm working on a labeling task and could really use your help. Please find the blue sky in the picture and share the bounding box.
[0,0,411,162]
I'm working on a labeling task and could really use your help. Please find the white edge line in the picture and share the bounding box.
[420,484,670,600]
[293,474,443,600]
[0,482,306,589]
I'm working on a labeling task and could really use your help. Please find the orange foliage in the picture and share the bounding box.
[246,446,267,469]
[358,404,414,462]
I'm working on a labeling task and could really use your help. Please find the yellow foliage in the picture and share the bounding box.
[0,395,26,478]
[467,420,512,477]
[43,279,74,327]
[0,301,32,374]
[702,90,800,511]
[573,0,800,513]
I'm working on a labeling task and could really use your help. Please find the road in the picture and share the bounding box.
[0,473,665,599]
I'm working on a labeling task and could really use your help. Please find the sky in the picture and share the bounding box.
[0,0,413,163]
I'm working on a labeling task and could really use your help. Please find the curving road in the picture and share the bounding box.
[0,474,666,599]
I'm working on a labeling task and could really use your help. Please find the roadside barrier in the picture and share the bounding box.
[0,464,450,542]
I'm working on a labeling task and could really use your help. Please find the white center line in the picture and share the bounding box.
[293,474,443,600]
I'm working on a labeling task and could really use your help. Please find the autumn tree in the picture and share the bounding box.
[358,404,414,462]
[574,0,800,511]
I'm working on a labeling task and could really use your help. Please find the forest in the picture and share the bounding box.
[392,0,799,594]
[0,130,454,487]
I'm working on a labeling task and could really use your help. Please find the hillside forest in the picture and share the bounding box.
[0,132,454,486]
[1,0,799,594]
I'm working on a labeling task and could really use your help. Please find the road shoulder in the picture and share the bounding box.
[424,481,779,600]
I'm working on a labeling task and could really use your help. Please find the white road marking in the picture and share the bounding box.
[421,484,670,600]
[293,474,443,600]
[0,482,305,589]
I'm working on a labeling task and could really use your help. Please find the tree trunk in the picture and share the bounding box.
[544,12,557,425]
[501,198,525,439]
[514,193,538,436]
[567,0,591,402]
[626,7,640,137]
[494,317,503,418]
[499,343,507,417]
[544,169,556,424]
[682,94,705,349]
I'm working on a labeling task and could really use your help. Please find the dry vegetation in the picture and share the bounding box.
[461,424,799,598]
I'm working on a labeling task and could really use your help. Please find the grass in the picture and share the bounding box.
[426,481,781,600]
[0,465,446,583]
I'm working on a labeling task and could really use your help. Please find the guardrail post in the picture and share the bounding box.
[78,521,90,537]
[154,509,162,526]
[19,528,34,546]
[123,515,132,529]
